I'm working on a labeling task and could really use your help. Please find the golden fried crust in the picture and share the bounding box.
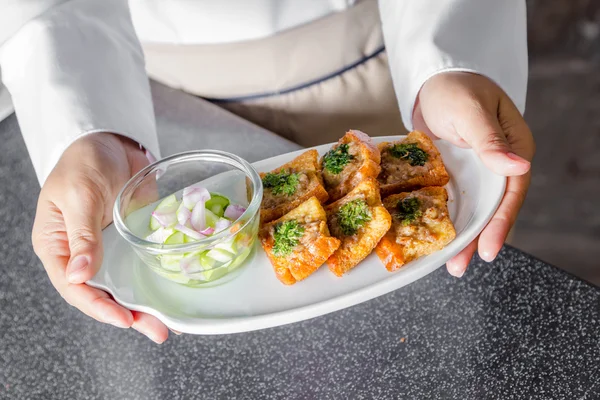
[378,131,449,197]
[321,130,381,203]
[376,187,456,272]
[260,197,341,285]
[273,149,320,173]
[260,150,329,224]
[325,178,392,277]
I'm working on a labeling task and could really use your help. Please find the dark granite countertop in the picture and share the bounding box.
[1,83,599,400]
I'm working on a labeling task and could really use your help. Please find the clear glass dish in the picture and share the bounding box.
[113,150,263,287]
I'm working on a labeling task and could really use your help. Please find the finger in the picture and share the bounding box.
[477,98,534,262]
[498,95,537,162]
[412,99,470,148]
[452,102,530,176]
[478,173,531,262]
[63,283,134,328]
[446,238,478,277]
[131,312,170,344]
[60,184,106,284]
[32,198,134,328]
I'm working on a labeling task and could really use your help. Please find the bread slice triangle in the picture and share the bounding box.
[260,197,341,285]
[325,178,391,276]
[378,131,449,197]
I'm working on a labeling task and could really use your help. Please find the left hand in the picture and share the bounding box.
[413,72,535,277]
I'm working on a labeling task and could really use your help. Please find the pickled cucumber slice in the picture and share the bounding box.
[164,231,185,245]
[149,194,179,230]
[160,254,183,271]
[205,248,235,263]
[214,238,236,254]
[228,246,251,270]
[206,194,230,217]
[205,209,220,228]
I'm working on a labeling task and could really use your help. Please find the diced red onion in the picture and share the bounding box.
[224,204,246,221]
[190,201,207,231]
[179,253,203,275]
[199,227,215,235]
[174,224,205,240]
[183,185,210,210]
[176,203,191,225]
[215,218,231,232]
[151,210,177,228]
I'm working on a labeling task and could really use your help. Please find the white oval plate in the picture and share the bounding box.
[88,136,505,335]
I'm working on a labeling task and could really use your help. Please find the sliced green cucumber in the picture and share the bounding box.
[149,194,179,230]
[206,194,230,217]
[202,262,231,282]
[184,234,198,243]
[155,194,178,211]
[164,231,185,245]
[145,227,174,243]
[160,254,183,271]
[210,204,224,217]
[199,251,217,269]
[228,247,251,270]
[214,239,236,254]
[149,215,162,231]
[206,248,235,263]
[155,269,190,284]
[205,209,220,228]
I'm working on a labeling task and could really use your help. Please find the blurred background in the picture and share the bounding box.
[514,0,600,283]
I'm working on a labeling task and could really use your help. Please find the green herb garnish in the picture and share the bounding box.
[262,170,300,196]
[396,197,422,225]
[323,143,354,174]
[337,199,372,236]
[389,143,428,166]
[273,220,305,257]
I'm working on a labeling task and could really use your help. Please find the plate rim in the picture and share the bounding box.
[88,135,506,334]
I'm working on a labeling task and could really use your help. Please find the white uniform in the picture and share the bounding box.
[0,0,528,184]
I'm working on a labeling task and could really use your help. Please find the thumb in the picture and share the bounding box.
[453,103,531,176]
[413,97,470,149]
[62,187,106,284]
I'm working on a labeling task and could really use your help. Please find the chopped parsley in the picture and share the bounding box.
[262,170,300,196]
[337,199,372,236]
[389,143,428,166]
[273,220,305,257]
[322,143,354,174]
[396,197,423,225]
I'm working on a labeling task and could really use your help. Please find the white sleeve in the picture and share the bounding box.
[0,0,160,185]
[378,0,528,131]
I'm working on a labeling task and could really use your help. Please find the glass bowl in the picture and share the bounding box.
[113,150,263,287]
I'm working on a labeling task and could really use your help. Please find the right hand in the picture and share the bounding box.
[32,132,170,343]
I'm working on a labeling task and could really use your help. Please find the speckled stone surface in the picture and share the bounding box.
[1,83,600,400]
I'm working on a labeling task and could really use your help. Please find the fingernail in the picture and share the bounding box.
[506,152,529,164]
[480,250,494,262]
[447,263,465,278]
[67,255,89,283]
[450,268,465,278]
[169,329,182,335]
[149,334,166,344]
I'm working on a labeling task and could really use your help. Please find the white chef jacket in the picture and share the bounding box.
[0,0,528,185]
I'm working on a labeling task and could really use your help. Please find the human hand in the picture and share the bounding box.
[32,132,170,342]
[412,72,535,277]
